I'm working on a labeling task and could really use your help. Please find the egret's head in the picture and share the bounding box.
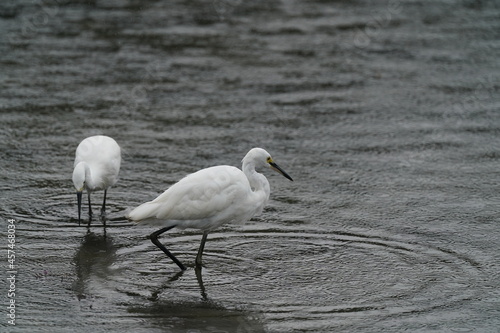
[72,162,86,192]
[244,148,293,181]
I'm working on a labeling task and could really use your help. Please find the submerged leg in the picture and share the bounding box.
[196,231,209,267]
[150,226,186,271]
[195,265,207,300]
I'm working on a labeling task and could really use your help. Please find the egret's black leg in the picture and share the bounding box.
[101,189,107,216]
[196,231,209,267]
[150,226,186,271]
[87,192,93,217]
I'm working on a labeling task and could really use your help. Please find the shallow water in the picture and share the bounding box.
[1,0,499,332]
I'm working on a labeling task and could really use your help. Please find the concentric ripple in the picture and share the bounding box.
[8,190,485,332]
[99,225,484,331]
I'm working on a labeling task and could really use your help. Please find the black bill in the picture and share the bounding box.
[77,191,82,223]
[270,162,293,181]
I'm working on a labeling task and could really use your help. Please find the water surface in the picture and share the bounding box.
[1,0,499,332]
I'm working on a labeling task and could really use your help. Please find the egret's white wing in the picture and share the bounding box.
[128,165,250,223]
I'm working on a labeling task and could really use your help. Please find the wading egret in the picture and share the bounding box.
[127,148,293,271]
[72,135,121,223]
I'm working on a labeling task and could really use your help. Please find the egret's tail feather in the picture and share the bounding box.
[127,202,159,222]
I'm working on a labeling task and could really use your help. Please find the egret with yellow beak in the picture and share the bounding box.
[127,148,293,271]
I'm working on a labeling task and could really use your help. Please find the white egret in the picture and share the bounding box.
[127,148,293,271]
[72,135,121,223]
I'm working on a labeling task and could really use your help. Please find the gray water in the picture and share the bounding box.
[1,0,499,332]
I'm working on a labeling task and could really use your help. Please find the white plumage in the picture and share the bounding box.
[72,135,121,223]
[127,147,293,270]
[128,166,264,229]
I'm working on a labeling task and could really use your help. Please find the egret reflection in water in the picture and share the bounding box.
[72,231,116,301]
[2,0,498,331]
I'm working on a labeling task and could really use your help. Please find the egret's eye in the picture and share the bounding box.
[266,156,272,163]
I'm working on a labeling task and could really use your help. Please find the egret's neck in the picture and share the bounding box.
[74,162,94,191]
[242,161,271,217]
[243,161,270,197]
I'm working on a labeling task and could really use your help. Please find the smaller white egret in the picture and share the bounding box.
[127,148,293,271]
[72,135,121,223]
